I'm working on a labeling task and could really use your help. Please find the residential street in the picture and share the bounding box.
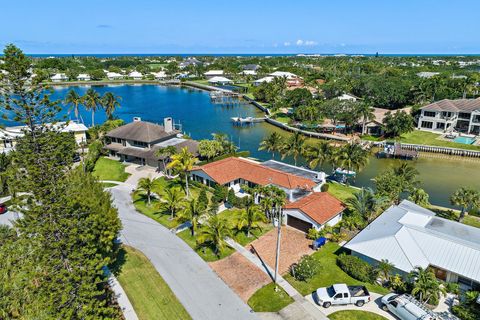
[110,184,259,320]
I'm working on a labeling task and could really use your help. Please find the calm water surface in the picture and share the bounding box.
[10,84,479,208]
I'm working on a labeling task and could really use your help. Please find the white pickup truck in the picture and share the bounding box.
[314,283,371,308]
[381,293,458,320]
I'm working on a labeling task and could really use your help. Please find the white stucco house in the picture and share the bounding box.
[51,73,68,82]
[128,71,143,80]
[106,72,123,80]
[207,76,233,85]
[204,70,224,79]
[77,73,91,81]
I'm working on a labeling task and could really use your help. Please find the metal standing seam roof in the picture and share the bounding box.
[345,200,480,282]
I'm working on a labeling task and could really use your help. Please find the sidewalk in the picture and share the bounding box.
[226,238,328,320]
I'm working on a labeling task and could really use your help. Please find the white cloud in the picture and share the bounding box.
[283,42,291,46]
[296,39,304,46]
[305,40,318,46]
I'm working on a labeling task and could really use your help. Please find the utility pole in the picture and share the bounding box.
[273,203,282,291]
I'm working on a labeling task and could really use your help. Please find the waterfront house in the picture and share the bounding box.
[283,192,345,232]
[360,107,412,135]
[51,73,68,82]
[128,71,143,80]
[0,121,88,153]
[104,117,198,167]
[345,200,480,290]
[77,73,91,81]
[207,76,233,85]
[417,98,480,135]
[190,157,339,232]
[106,72,123,80]
[269,71,303,87]
[253,76,274,86]
[204,70,224,79]
[151,71,167,79]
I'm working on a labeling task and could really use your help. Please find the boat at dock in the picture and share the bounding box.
[231,116,265,125]
[376,142,419,160]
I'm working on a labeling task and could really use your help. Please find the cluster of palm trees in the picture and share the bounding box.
[450,186,480,221]
[259,131,370,175]
[64,88,121,126]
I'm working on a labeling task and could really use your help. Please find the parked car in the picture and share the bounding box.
[0,203,7,214]
[314,283,371,308]
[381,293,440,320]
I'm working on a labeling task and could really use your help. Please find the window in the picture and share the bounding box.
[421,121,433,129]
[441,111,453,118]
[436,122,445,129]
[334,294,342,300]
[343,293,348,298]
[459,112,471,119]
[389,301,398,308]
[132,140,148,148]
[423,111,436,117]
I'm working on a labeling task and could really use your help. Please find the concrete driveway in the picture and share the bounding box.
[110,184,258,320]
[306,292,397,320]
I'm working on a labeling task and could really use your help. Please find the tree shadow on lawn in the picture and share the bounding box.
[109,245,127,277]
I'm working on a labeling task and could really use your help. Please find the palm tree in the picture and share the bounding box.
[394,163,419,191]
[346,187,377,223]
[167,147,198,198]
[408,188,430,207]
[337,143,369,179]
[155,145,177,174]
[281,132,306,166]
[450,187,480,221]
[102,92,121,120]
[410,267,446,304]
[377,259,394,283]
[83,88,102,127]
[178,198,207,236]
[236,205,266,238]
[305,141,332,170]
[64,89,82,122]
[136,177,158,205]
[356,102,375,135]
[159,187,185,219]
[197,214,232,257]
[258,132,284,158]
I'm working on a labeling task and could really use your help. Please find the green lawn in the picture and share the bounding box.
[328,310,387,320]
[112,246,191,320]
[217,208,273,246]
[102,182,119,188]
[397,131,480,151]
[326,182,359,202]
[177,229,235,262]
[93,157,130,182]
[463,215,480,228]
[247,282,294,312]
[284,242,390,296]
[132,193,180,229]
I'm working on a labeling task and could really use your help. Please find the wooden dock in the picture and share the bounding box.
[231,117,266,126]
[376,142,419,160]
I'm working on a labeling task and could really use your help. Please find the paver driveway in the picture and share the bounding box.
[209,252,272,302]
[248,227,313,275]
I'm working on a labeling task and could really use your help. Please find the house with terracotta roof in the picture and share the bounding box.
[417,98,480,135]
[284,192,345,232]
[105,117,198,167]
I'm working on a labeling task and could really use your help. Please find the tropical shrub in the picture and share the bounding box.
[320,184,329,192]
[307,228,320,240]
[290,255,320,281]
[212,184,228,203]
[337,253,377,283]
[390,274,408,293]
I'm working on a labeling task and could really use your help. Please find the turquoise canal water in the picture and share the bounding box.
[18,84,480,207]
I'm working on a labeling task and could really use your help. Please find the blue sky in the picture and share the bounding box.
[1,0,480,54]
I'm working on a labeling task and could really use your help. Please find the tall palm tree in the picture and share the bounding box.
[394,163,419,191]
[337,143,369,175]
[178,198,207,236]
[281,132,306,166]
[450,187,480,221]
[258,132,284,158]
[155,145,177,174]
[356,102,375,135]
[197,214,232,257]
[377,259,394,283]
[346,187,377,223]
[83,88,102,127]
[136,177,158,205]
[159,187,185,219]
[167,147,198,198]
[305,141,332,170]
[410,266,446,304]
[102,92,121,120]
[236,205,266,238]
[64,89,83,122]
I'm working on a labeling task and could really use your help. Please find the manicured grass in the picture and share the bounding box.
[93,157,130,182]
[112,246,191,320]
[177,229,235,262]
[284,242,390,296]
[101,182,119,188]
[132,193,180,229]
[247,282,294,312]
[397,130,480,151]
[361,135,385,142]
[326,182,359,202]
[218,208,274,246]
[463,215,480,228]
[328,310,387,320]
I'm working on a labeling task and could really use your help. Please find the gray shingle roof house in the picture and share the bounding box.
[345,200,480,290]
[105,117,198,167]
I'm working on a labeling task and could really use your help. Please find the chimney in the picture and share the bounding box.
[164,117,173,133]
[133,117,141,122]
